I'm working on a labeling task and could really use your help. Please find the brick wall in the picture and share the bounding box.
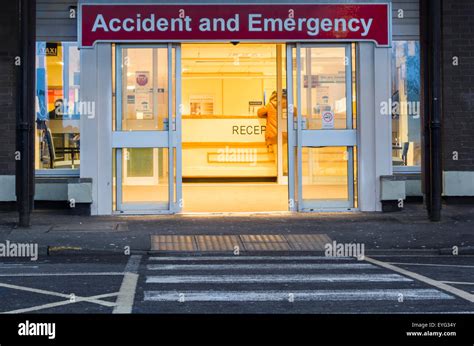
[0,1,18,176]
[443,0,474,171]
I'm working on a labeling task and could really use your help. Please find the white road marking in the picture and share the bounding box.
[149,256,353,261]
[441,281,474,286]
[372,255,474,258]
[3,292,119,314]
[113,255,142,314]
[144,289,453,302]
[364,256,474,303]
[146,273,411,284]
[387,262,474,269]
[0,264,39,269]
[0,282,118,308]
[0,272,124,277]
[147,263,378,271]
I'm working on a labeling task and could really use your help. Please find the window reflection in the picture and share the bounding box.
[35,42,81,170]
[391,41,421,168]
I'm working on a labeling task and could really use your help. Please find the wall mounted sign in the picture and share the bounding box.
[79,4,391,48]
[45,43,58,56]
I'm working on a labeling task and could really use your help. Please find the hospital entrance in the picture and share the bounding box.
[114,43,357,213]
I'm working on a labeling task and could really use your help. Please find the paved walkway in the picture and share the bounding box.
[0,204,472,255]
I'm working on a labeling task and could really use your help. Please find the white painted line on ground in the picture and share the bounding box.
[144,289,453,302]
[382,312,474,314]
[3,292,119,314]
[0,272,125,277]
[0,282,118,308]
[441,281,474,286]
[364,256,474,303]
[372,255,474,258]
[147,263,379,271]
[149,256,353,261]
[0,264,39,269]
[146,273,411,284]
[113,255,142,314]
[387,262,474,269]
[124,255,142,272]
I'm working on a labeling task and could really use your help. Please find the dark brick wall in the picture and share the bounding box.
[0,1,18,175]
[442,0,474,171]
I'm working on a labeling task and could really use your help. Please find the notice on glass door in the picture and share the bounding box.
[322,111,335,129]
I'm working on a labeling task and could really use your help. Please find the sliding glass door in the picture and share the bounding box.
[113,44,182,213]
[287,44,357,211]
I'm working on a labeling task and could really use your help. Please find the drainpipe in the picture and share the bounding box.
[420,0,443,221]
[16,0,36,227]
[429,0,443,222]
[420,0,431,217]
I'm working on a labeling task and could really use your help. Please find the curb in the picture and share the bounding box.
[46,246,149,256]
[439,246,474,255]
[44,246,474,257]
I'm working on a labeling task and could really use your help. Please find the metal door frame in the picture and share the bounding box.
[287,43,357,212]
[114,43,182,214]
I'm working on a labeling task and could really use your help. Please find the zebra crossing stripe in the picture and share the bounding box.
[147,263,379,271]
[146,273,412,284]
[144,289,453,302]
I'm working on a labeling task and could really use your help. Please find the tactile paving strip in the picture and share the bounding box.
[285,234,332,251]
[151,235,197,251]
[195,235,242,251]
[150,234,332,252]
[240,234,291,251]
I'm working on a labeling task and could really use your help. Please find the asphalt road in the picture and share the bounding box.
[0,253,473,314]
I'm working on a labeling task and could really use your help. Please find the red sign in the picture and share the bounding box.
[80,4,390,48]
[136,74,148,86]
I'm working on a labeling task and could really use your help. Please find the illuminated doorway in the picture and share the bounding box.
[112,43,358,214]
[181,43,289,212]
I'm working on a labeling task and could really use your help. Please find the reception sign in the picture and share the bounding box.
[79,4,391,47]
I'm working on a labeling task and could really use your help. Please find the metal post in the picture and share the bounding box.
[420,0,442,221]
[429,0,442,221]
[420,0,431,217]
[16,0,36,227]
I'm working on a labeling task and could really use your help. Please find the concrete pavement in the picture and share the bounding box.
[0,204,472,255]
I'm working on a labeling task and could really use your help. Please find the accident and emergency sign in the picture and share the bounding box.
[80,4,390,47]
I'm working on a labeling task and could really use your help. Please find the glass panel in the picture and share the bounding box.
[112,149,116,211]
[112,44,116,131]
[302,147,349,201]
[121,48,169,131]
[35,42,81,170]
[353,146,358,209]
[352,43,357,129]
[127,148,154,176]
[182,43,280,118]
[121,148,169,206]
[300,47,347,130]
[391,41,421,168]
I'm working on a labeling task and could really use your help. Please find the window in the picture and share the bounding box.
[391,41,421,169]
[35,42,81,171]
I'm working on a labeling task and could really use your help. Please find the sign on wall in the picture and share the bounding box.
[79,4,391,48]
